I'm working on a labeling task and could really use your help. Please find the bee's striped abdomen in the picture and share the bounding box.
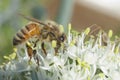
[13,22,41,46]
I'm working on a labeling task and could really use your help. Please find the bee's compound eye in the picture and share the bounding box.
[59,35,64,42]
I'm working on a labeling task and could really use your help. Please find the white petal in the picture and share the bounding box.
[84,52,97,64]
[111,71,120,80]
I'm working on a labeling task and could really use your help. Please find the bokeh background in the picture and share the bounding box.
[0,0,120,63]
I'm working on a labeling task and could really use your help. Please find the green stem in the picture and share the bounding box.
[55,0,75,33]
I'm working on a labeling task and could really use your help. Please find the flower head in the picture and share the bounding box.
[0,24,120,80]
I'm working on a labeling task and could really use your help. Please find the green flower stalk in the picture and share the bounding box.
[0,24,120,80]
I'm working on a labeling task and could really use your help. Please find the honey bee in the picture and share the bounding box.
[13,13,66,64]
[89,24,102,36]
[88,24,109,46]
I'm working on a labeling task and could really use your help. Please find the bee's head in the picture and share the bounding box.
[58,33,66,43]
[45,20,66,43]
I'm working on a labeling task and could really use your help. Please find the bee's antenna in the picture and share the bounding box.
[18,13,47,26]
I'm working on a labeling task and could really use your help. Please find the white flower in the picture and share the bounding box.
[67,45,77,59]
[110,71,120,80]
[1,26,120,80]
[84,52,98,65]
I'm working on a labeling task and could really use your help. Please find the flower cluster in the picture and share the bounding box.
[0,24,120,80]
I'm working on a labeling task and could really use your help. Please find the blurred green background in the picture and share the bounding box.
[0,0,120,64]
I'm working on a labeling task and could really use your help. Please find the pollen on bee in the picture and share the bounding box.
[52,40,57,48]
[26,41,32,47]
[59,25,64,32]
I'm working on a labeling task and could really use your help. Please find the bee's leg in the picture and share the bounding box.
[26,43,40,66]
[54,43,61,56]
[62,43,67,54]
[33,50,40,66]
[54,48,58,56]
[26,43,33,62]
[33,39,39,48]
[41,42,47,56]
